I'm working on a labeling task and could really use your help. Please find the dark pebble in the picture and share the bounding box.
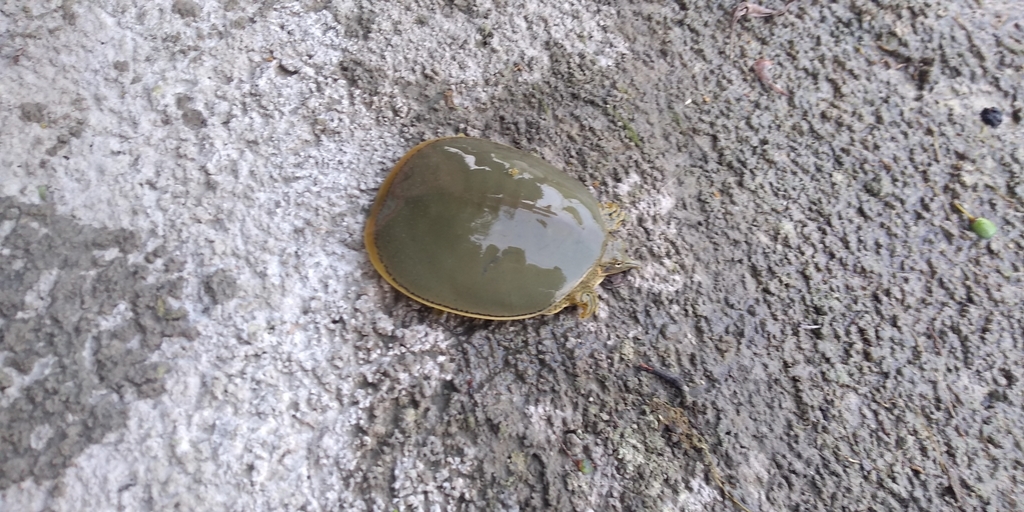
[981,107,1002,128]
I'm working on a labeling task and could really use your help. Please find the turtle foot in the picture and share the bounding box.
[575,289,599,319]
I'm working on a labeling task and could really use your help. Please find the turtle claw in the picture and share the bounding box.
[576,289,599,319]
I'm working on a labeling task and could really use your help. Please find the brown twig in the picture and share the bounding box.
[927,326,944,356]
[638,363,688,392]
[915,407,967,510]
[753,59,788,96]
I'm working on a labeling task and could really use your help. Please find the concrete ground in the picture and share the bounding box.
[2,0,1022,510]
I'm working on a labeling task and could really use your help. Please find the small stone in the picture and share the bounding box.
[980,107,1002,128]
[181,108,207,130]
[204,269,239,304]
[18,103,47,124]
[864,176,892,198]
[171,0,201,19]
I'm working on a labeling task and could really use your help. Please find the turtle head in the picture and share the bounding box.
[599,240,639,276]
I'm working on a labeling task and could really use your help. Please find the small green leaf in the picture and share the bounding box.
[971,218,997,239]
[577,457,594,475]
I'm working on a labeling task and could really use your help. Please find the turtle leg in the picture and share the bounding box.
[575,289,599,319]
[540,298,571,317]
[601,202,626,231]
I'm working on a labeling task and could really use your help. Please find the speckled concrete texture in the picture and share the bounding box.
[1,0,1022,510]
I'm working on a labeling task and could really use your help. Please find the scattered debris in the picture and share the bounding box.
[649,398,753,512]
[729,3,794,58]
[753,59,788,96]
[953,202,997,239]
[980,107,1003,128]
[731,2,793,30]
[873,42,935,89]
[444,89,457,109]
[639,364,751,511]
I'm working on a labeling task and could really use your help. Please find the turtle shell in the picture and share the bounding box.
[365,136,607,319]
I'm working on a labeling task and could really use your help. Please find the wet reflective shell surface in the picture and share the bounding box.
[365,137,606,319]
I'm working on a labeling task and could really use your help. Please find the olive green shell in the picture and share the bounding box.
[365,137,607,319]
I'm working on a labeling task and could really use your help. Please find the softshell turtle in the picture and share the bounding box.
[364,136,637,320]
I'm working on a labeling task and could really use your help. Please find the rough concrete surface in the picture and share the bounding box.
[1,0,1022,510]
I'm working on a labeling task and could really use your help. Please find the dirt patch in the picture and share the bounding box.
[0,197,197,489]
